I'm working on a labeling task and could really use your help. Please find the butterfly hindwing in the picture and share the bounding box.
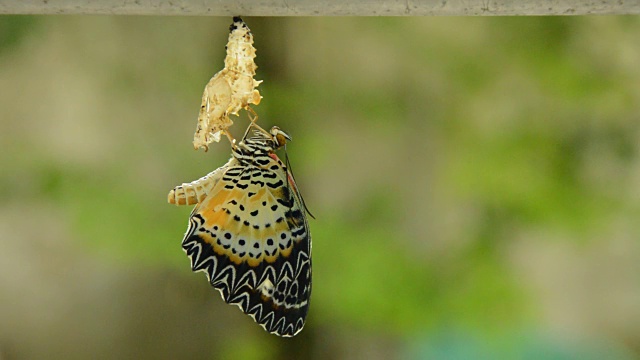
[181,148,311,337]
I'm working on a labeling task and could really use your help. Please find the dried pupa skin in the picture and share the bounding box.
[193,17,263,151]
[194,72,233,145]
[223,17,262,116]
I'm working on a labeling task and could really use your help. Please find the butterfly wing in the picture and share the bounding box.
[181,154,311,337]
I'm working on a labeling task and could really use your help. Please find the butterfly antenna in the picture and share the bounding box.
[285,146,315,219]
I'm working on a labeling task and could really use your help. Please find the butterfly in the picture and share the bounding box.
[168,124,312,337]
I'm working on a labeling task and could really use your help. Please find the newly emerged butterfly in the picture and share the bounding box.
[193,16,262,151]
[169,124,312,337]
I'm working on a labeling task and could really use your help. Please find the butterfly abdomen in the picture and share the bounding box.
[168,158,236,205]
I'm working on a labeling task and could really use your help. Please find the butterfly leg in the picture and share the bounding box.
[242,106,273,140]
[241,106,268,141]
[247,106,259,124]
[223,129,235,145]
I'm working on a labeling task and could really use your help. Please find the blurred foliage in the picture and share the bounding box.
[0,15,38,56]
[1,15,639,360]
[406,328,637,360]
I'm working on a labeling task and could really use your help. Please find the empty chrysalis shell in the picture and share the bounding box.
[193,17,263,151]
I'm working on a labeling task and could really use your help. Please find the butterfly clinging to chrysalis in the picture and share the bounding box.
[169,123,312,337]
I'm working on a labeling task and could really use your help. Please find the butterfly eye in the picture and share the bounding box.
[270,127,291,148]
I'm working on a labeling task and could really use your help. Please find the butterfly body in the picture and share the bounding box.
[170,126,311,337]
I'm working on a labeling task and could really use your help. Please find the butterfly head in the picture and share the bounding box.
[270,126,291,149]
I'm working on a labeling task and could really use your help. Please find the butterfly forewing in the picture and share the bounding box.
[180,136,311,337]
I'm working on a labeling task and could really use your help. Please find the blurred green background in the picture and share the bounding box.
[1,15,639,360]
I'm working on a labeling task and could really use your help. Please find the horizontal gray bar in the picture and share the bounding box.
[1,0,639,16]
